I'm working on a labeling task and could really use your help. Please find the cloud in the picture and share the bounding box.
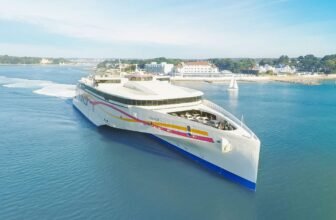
[0,0,198,45]
[0,0,291,44]
[0,0,335,57]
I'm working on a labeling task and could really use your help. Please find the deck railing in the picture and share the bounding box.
[131,105,218,134]
[202,99,259,140]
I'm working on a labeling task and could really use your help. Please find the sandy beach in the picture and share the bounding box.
[268,74,336,85]
[171,74,336,85]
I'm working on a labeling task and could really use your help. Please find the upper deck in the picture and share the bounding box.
[79,74,203,107]
[78,74,258,139]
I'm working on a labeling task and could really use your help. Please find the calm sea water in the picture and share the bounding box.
[1,65,336,220]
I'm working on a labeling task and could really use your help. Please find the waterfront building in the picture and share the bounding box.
[256,64,296,74]
[40,58,52,64]
[175,61,219,77]
[255,64,276,73]
[145,62,174,75]
[275,65,296,74]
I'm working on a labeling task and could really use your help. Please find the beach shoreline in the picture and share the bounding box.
[171,74,336,85]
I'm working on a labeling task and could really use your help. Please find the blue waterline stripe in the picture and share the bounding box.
[149,134,256,191]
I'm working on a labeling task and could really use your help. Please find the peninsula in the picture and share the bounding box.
[0,55,69,65]
[95,54,336,85]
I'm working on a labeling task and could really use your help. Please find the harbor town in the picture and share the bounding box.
[1,54,336,85]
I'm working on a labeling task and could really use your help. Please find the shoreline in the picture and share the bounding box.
[1,64,335,85]
[0,63,96,67]
[268,74,336,85]
[171,74,336,85]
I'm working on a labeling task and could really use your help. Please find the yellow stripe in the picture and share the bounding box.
[121,117,137,122]
[152,121,208,136]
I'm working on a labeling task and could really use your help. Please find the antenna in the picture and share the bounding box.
[240,114,244,127]
[119,59,122,76]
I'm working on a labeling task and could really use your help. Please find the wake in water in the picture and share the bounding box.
[0,75,76,98]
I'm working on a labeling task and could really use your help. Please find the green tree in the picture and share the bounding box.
[259,59,274,66]
[276,55,290,66]
[297,54,320,72]
[321,55,336,74]
[209,58,235,71]
[266,70,274,75]
[124,64,136,72]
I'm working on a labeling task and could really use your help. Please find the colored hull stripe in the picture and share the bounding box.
[83,90,208,136]
[89,99,214,143]
[100,107,208,136]
[152,121,208,136]
[73,102,255,191]
[150,134,256,191]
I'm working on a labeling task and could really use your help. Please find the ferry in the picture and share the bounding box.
[73,73,260,190]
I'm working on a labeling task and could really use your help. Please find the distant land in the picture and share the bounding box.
[1,54,336,74]
[0,55,103,66]
[97,54,336,74]
[0,55,69,65]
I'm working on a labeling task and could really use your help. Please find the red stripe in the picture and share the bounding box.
[89,100,214,143]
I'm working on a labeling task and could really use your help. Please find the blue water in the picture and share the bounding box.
[1,65,336,219]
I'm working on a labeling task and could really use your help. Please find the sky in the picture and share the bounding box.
[0,0,335,58]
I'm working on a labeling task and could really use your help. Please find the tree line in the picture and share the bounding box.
[0,55,69,64]
[210,54,336,74]
[97,57,182,69]
[97,54,336,75]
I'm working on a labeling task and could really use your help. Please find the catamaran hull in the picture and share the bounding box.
[151,135,258,190]
[73,88,260,191]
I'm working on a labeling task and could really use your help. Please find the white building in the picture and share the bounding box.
[145,62,174,75]
[40,58,52,64]
[256,64,296,74]
[275,65,296,74]
[175,61,219,77]
[255,64,276,73]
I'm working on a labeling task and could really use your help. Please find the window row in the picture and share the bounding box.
[80,83,202,106]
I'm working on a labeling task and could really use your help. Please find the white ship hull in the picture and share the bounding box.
[73,86,260,190]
